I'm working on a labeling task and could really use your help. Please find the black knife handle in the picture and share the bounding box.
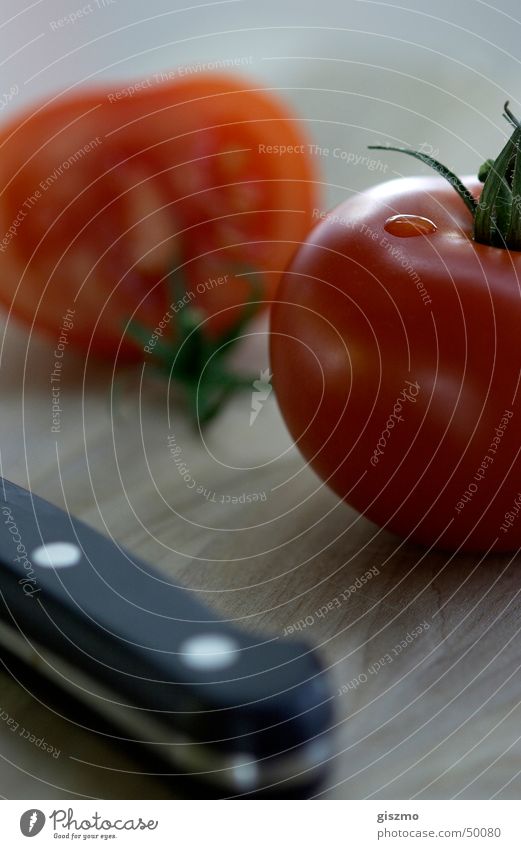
[0,478,333,793]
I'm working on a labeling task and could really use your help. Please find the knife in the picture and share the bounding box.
[0,477,333,796]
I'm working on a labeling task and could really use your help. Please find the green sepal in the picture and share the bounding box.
[478,159,495,182]
[126,263,264,425]
[369,102,521,251]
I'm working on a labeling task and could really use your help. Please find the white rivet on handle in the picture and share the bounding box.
[231,754,260,790]
[32,542,82,569]
[179,634,239,670]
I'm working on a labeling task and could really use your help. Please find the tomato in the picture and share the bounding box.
[271,172,521,552]
[0,73,317,360]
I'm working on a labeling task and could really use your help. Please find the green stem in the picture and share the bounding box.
[473,123,520,245]
[126,263,263,425]
[369,101,521,251]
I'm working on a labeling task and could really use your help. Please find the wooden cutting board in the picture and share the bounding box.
[1,316,520,800]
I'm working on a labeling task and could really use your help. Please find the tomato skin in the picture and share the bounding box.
[0,74,317,359]
[271,175,521,553]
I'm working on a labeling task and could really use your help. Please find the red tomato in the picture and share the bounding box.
[271,174,521,552]
[0,73,317,359]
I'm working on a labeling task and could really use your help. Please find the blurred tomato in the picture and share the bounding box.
[0,73,317,359]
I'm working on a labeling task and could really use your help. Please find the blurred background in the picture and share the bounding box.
[3,0,521,211]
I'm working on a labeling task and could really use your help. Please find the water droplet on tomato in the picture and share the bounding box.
[384,214,437,237]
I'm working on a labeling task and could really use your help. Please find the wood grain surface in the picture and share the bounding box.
[0,313,521,801]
